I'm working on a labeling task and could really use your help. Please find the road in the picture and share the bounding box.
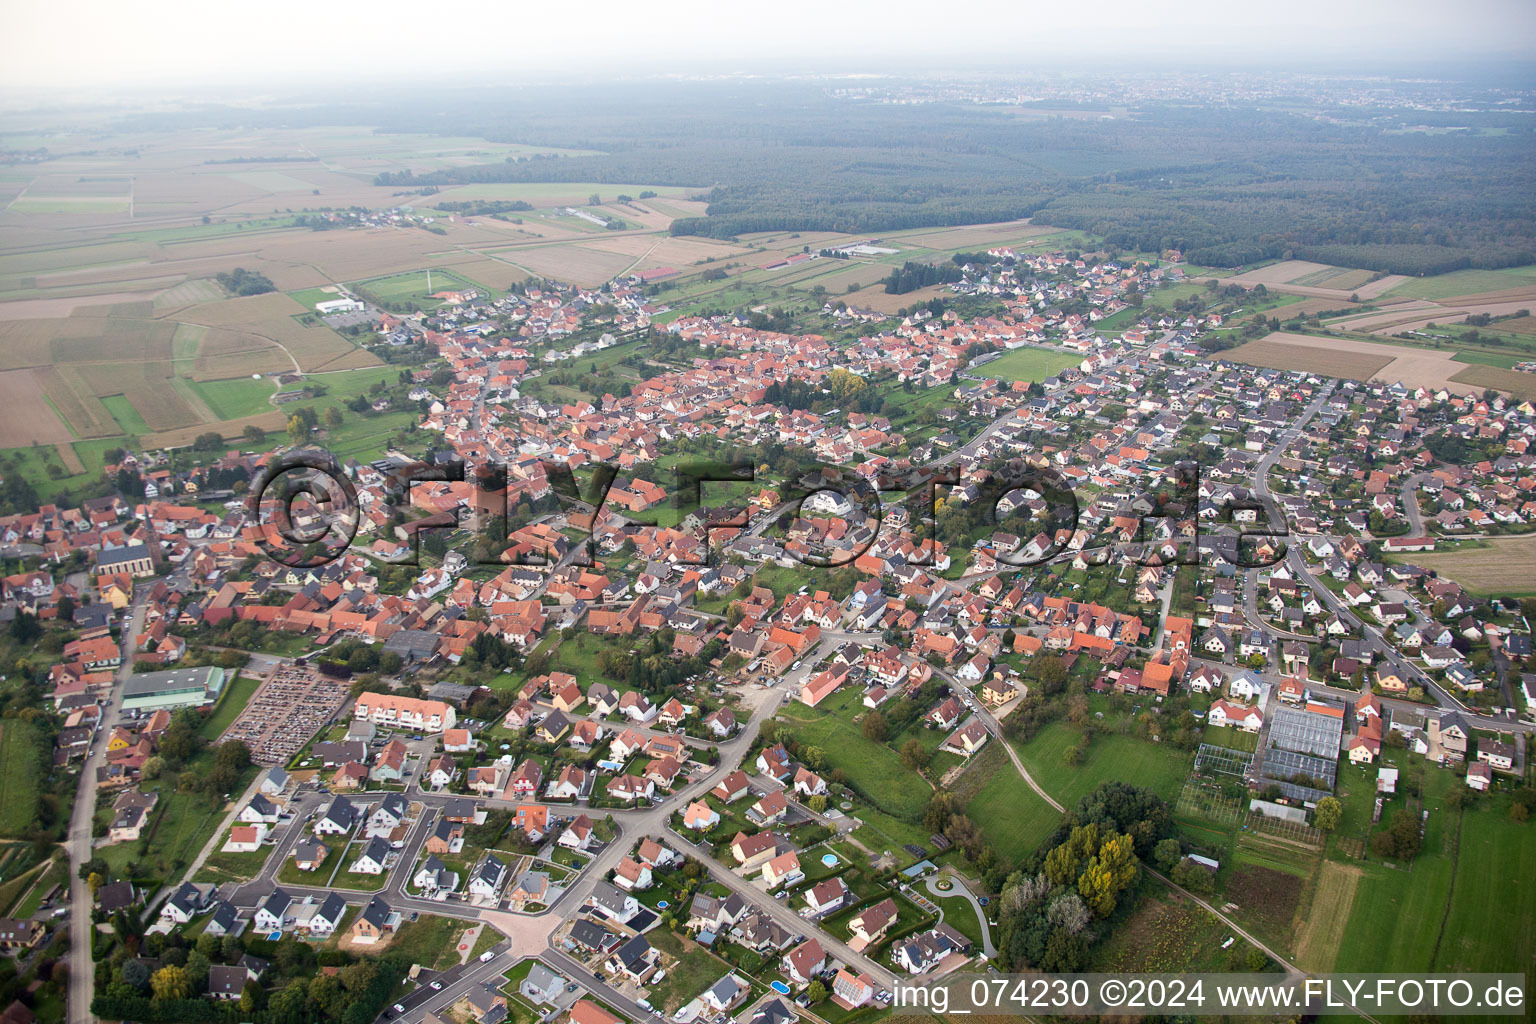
[933,664,1063,814]
[67,593,148,1024]
[1400,472,1428,537]
[1237,389,1534,735]
[371,632,894,1024]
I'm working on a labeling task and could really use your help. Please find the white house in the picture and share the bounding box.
[350,837,391,875]
[253,889,293,933]
[222,824,266,853]
[1228,670,1263,702]
[1208,699,1263,732]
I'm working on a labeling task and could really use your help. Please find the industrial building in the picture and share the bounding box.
[122,666,227,713]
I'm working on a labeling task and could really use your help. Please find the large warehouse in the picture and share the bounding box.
[122,666,227,713]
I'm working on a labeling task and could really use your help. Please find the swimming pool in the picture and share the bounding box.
[821,853,839,868]
[771,981,791,995]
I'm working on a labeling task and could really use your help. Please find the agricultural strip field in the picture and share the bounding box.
[0,369,74,444]
[1227,331,1498,395]
[497,244,644,288]
[1401,536,1536,596]
[1292,860,1360,972]
[422,182,696,204]
[0,293,379,446]
[1225,334,1395,381]
[1433,804,1536,972]
[877,219,1063,252]
[1225,261,1407,300]
[0,720,44,836]
[1448,363,1536,402]
[787,262,894,295]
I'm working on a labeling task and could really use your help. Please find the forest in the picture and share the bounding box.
[345,80,1536,275]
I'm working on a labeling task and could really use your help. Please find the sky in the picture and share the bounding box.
[3,0,1534,96]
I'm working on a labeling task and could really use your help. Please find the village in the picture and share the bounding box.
[0,239,1531,1024]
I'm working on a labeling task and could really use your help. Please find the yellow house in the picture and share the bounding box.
[96,574,133,609]
[105,727,134,753]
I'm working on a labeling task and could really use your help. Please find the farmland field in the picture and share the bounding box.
[1490,314,1536,335]
[1225,261,1406,300]
[423,182,695,204]
[879,219,1063,252]
[1287,265,1376,290]
[101,394,153,435]
[1434,801,1536,973]
[0,369,74,444]
[1384,265,1536,301]
[498,243,637,288]
[1406,536,1536,596]
[788,262,894,295]
[1449,363,1536,402]
[1225,334,1395,380]
[1293,860,1360,971]
[1334,770,1462,973]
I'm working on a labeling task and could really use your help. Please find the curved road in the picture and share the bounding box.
[923,875,996,958]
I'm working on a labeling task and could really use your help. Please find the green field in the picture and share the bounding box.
[975,347,1082,383]
[960,750,1062,865]
[1331,768,1484,974]
[0,720,44,836]
[1432,800,1536,972]
[426,182,693,202]
[778,693,931,822]
[1333,847,1455,973]
[0,437,122,502]
[352,268,498,307]
[1148,281,1215,308]
[199,673,262,741]
[1014,723,1193,808]
[189,376,278,421]
[1451,350,1525,369]
[489,631,623,695]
